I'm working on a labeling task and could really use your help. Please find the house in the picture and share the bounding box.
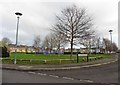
[8,44,27,53]
[64,47,105,54]
[80,47,105,53]
[64,48,80,53]
[26,46,35,53]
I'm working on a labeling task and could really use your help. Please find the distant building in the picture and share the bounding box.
[64,48,80,53]
[26,46,35,53]
[8,44,105,54]
[8,44,27,52]
[64,47,105,54]
[8,44,44,53]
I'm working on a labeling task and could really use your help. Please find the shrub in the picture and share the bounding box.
[1,47,10,57]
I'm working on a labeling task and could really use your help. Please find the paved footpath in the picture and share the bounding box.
[1,58,118,71]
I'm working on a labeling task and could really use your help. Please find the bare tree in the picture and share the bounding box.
[80,32,95,54]
[43,32,67,52]
[43,33,56,52]
[103,38,118,52]
[43,35,49,49]
[91,37,102,53]
[54,32,67,51]
[103,38,111,53]
[2,37,12,47]
[112,42,118,51]
[33,35,41,52]
[52,5,94,56]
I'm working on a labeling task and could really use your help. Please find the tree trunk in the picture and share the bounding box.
[70,40,73,57]
[70,24,74,57]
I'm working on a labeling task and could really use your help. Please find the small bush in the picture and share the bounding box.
[1,47,10,57]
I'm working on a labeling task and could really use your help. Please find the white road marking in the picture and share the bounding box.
[79,79,93,83]
[28,72,93,83]
[28,72,36,74]
[62,77,74,80]
[37,73,47,76]
[49,75,59,78]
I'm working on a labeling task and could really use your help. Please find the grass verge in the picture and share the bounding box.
[2,53,112,65]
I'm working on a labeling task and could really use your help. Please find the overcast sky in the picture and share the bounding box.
[118,1,120,49]
[0,0,119,48]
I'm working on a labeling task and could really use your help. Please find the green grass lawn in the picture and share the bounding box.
[9,53,76,60]
[2,53,112,65]
[89,53,112,58]
[8,53,112,59]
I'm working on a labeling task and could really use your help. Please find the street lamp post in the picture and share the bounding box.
[14,12,22,64]
[109,30,113,53]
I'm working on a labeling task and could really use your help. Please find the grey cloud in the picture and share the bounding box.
[1,0,118,47]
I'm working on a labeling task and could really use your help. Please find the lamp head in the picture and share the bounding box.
[109,30,113,32]
[15,12,22,16]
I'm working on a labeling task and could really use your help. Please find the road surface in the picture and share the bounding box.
[2,60,118,84]
[35,61,118,83]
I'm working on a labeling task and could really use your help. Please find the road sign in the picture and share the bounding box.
[78,54,87,56]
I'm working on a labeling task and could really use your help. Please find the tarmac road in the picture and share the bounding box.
[2,69,84,83]
[2,61,118,84]
[36,61,118,83]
